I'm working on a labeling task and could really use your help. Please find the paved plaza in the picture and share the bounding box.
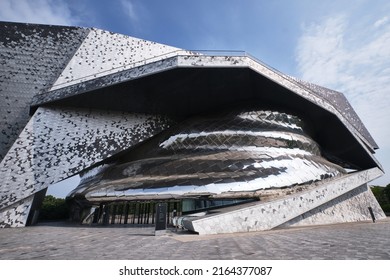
[0,218,389,260]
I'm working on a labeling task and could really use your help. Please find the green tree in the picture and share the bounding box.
[371,184,390,214]
[383,184,390,203]
[39,195,69,221]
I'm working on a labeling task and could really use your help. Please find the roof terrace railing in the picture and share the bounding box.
[45,48,317,107]
[48,49,276,90]
[46,48,322,106]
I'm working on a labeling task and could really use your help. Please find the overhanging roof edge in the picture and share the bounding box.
[31,56,181,107]
[32,54,379,161]
[241,57,379,152]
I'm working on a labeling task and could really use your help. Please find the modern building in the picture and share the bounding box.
[0,21,385,234]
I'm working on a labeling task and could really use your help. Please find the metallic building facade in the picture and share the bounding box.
[0,21,385,233]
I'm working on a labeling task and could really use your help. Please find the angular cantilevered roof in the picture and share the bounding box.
[0,21,381,171]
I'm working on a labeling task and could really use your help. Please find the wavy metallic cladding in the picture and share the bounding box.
[70,110,346,202]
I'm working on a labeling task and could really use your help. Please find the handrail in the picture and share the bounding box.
[48,49,265,90]
[49,49,192,89]
[47,48,318,101]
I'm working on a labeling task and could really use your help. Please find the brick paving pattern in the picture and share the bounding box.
[0,218,389,260]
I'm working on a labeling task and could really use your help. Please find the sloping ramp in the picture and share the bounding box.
[182,168,385,235]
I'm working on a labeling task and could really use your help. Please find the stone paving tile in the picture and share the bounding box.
[0,219,389,260]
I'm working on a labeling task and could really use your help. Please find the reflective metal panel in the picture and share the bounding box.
[71,109,346,202]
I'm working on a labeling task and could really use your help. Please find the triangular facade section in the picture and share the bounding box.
[50,28,191,90]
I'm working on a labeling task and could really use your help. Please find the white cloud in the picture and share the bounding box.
[296,16,347,88]
[296,14,390,185]
[374,16,388,28]
[0,0,78,26]
[120,0,138,22]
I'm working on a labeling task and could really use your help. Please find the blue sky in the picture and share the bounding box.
[1,0,389,197]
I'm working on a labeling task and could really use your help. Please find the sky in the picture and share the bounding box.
[0,0,389,197]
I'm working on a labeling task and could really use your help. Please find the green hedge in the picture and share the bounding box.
[39,195,69,221]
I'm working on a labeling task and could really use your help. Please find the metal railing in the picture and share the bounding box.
[48,49,280,90]
[46,48,318,110]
